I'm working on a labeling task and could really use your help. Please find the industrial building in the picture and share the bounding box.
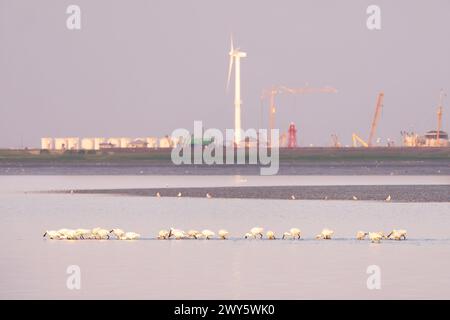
[41,136,178,151]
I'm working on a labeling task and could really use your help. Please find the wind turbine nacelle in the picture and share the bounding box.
[239,52,247,58]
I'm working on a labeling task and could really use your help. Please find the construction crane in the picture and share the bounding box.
[368,92,384,146]
[261,85,338,147]
[352,92,384,147]
[331,134,341,147]
[352,133,369,147]
[437,89,446,141]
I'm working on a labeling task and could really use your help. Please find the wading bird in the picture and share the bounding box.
[289,228,301,239]
[282,232,292,240]
[187,230,202,239]
[157,229,170,239]
[266,231,276,240]
[368,232,383,243]
[387,229,407,240]
[250,227,264,239]
[316,228,334,240]
[356,231,368,240]
[43,230,62,240]
[201,229,215,240]
[109,228,125,239]
[218,230,229,239]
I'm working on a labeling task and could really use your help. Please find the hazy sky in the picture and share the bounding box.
[1,0,449,148]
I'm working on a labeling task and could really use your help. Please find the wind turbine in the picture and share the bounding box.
[227,35,247,146]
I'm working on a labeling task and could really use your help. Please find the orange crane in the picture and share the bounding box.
[437,89,446,141]
[368,92,384,146]
[352,92,384,147]
[261,85,338,146]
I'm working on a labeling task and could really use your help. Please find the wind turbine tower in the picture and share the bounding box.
[227,35,247,146]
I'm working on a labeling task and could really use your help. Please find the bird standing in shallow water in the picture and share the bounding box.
[289,228,301,239]
[282,232,292,240]
[316,228,334,240]
[356,231,368,240]
[369,232,383,243]
[218,230,229,239]
[201,229,215,239]
[250,227,264,239]
[266,231,276,240]
[157,229,170,239]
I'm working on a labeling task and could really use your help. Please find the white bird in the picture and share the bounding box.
[60,229,78,240]
[169,228,186,240]
[385,195,391,202]
[387,229,407,240]
[121,232,140,240]
[250,227,264,239]
[352,196,358,201]
[156,192,161,198]
[244,232,253,239]
[57,228,77,240]
[177,192,182,197]
[187,230,201,239]
[206,193,212,199]
[109,228,125,239]
[91,228,110,240]
[43,230,62,240]
[266,231,276,240]
[356,231,368,240]
[282,232,293,240]
[75,229,91,239]
[218,229,229,239]
[289,228,301,239]
[290,195,296,200]
[369,232,383,243]
[317,228,334,240]
[157,229,170,239]
[201,229,215,240]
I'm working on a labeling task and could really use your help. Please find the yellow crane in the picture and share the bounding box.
[261,85,338,147]
[352,92,384,147]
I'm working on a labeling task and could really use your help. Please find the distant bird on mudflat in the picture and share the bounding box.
[356,231,368,240]
[218,229,229,239]
[266,231,276,240]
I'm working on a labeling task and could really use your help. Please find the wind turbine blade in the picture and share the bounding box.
[227,55,233,91]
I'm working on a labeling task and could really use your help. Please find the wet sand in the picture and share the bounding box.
[63,184,450,202]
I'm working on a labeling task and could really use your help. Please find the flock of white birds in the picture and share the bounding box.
[43,227,407,243]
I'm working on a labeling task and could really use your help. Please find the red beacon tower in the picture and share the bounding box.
[288,122,297,148]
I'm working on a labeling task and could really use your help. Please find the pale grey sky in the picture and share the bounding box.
[0,0,449,148]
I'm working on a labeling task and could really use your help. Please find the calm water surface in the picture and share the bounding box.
[0,175,449,299]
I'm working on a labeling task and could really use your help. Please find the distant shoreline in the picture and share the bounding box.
[1,147,449,175]
[1,147,449,162]
[54,184,450,203]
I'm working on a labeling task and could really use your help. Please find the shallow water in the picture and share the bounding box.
[0,175,449,299]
